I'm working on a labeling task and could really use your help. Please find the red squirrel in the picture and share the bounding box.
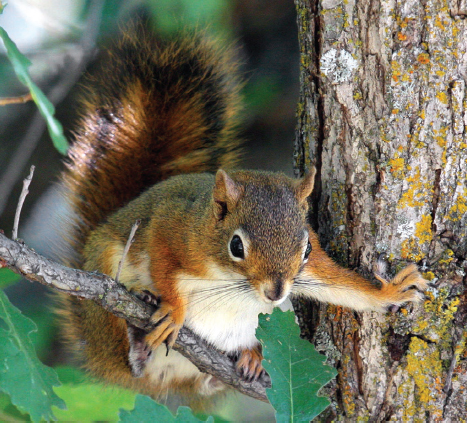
[59,25,428,405]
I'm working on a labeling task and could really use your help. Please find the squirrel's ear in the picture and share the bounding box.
[213,169,243,220]
[296,167,317,203]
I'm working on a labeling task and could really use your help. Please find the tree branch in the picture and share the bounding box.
[0,231,270,402]
[0,93,33,106]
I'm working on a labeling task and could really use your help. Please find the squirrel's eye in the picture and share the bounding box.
[304,240,312,261]
[230,235,244,259]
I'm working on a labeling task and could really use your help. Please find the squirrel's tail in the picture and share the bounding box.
[61,25,242,262]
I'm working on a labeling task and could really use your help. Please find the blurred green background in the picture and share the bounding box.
[0,0,299,420]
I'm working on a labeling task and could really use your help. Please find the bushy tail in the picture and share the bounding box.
[61,25,242,263]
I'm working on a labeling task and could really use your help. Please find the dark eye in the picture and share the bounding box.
[304,240,312,261]
[230,235,244,259]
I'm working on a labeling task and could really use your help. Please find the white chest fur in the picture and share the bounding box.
[177,264,273,352]
[144,264,272,396]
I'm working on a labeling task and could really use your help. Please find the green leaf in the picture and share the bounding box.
[54,366,87,384]
[119,394,214,422]
[0,24,69,155]
[53,382,135,421]
[257,309,337,423]
[0,290,66,422]
[0,391,29,421]
[0,269,21,289]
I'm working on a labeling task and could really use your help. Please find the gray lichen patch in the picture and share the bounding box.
[320,48,359,84]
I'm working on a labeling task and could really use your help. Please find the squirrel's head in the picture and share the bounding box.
[207,168,316,306]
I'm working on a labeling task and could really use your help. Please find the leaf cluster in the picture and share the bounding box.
[0,273,335,422]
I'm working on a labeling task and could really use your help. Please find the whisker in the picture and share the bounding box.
[293,279,363,289]
[145,281,250,302]
[176,278,248,282]
[187,287,256,322]
[154,282,253,316]
[291,281,360,297]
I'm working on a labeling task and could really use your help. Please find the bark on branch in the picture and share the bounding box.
[0,231,270,402]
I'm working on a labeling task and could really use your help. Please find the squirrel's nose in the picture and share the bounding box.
[264,279,284,302]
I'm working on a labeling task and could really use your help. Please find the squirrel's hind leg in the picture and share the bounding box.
[126,289,160,377]
[127,324,153,377]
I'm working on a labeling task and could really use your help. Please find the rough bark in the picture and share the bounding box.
[294,0,467,420]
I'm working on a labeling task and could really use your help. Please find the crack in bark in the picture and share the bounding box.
[442,326,463,417]
[309,1,324,233]
[352,328,364,395]
[387,329,411,362]
[430,168,442,235]
[409,333,437,345]
[370,362,399,422]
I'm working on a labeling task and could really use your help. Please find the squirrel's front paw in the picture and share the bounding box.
[236,345,264,382]
[146,303,184,351]
[376,264,428,311]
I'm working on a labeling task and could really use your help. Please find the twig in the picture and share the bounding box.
[115,219,141,283]
[12,166,35,240]
[0,93,33,106]
[0,0,103,217]
[0,232,270,402]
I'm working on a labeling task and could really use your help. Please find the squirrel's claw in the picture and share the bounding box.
[146,303,184,350]
[235,345,264,383]
[375,263,429,311]
[134,289,160,307]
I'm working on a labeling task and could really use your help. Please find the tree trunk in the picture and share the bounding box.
[294,0,467,420]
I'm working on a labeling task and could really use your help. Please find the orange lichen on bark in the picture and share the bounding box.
[417,53,430,64]
[400,216,432,261]
[398,168,433,209]
[415,215,433,245]
[447,189,467,221]
[436,92,448,105]
[401,337,444,420]
[389,156,405,178]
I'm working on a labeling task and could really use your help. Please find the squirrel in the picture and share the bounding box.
[58,24,428,405]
